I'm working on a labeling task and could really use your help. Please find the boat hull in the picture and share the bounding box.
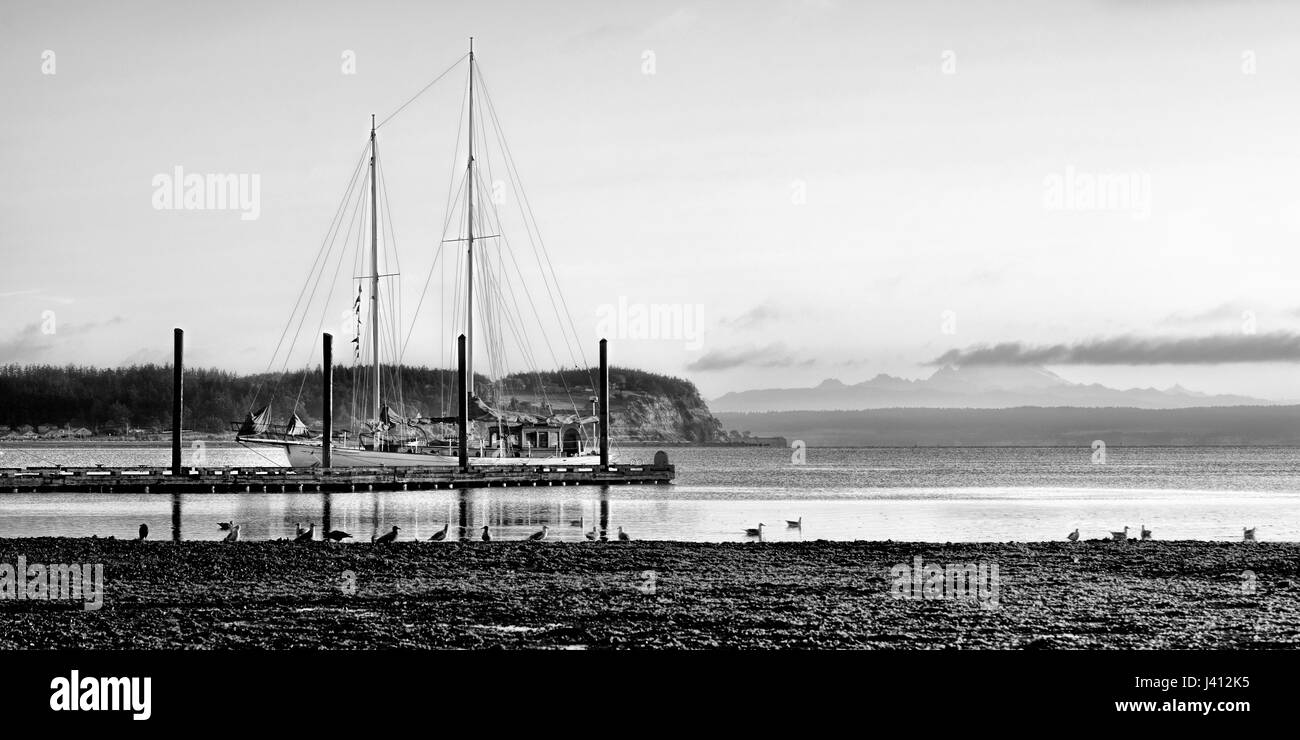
[237,437,600,468]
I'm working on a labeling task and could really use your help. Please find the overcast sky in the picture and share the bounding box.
[3,0,1300,400]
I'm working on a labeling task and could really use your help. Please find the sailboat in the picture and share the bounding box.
[236,41,603,468]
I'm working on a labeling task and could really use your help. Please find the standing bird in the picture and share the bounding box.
[1067,528,1080,542]
[295,522,305,537]
[324,530,352,543]
[786,517,802,528]
[744,523,766,537]
[137,523,148,541]
[1243,527,1257,542]
[429,523,449,542]
[294,523,315,543]
[527,525,549,542]
[481,525,491,542]
[375,525,400,545]
[584,527,598,541]
[1110,526,1129,543]
[618,526,630,542]
[223,524,241,543]
[1140,525,1152,541]
[217,521,233,531]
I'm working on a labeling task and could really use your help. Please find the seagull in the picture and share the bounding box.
[1243,527,1257,542]
[1140,524,1152,541]
[527,525,549,542]
[744,523,766,537]
[1110,526,1129,543]
[324,530,352,542]
[618,526,630,542]
[375,525,400,545]
[294,523,315,543]
[429,523,449,542]
[137,523,148,541]
[1067,528,1080,542]
[217,521,233,531]
[786,517,802,528]
[481,525,491,542]
[584,527,598,541]
[223,524,241,543]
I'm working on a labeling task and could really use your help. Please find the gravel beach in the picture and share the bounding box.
[1,538,1296,649]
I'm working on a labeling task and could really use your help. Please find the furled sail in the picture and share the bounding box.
[286,414,312,437]
[238,406,271,435]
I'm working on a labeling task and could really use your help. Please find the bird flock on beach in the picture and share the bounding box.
[122,519,646,543]
[1064,524,1259,543]
[124,515,1261,544]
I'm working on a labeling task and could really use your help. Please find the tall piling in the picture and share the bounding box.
[458,333,469,470]
[171,328,183,476]
[599,338,610,469]
[322,333,333,468]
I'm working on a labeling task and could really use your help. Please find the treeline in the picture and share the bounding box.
[0,363,714,434]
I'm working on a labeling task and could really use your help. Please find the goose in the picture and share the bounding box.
[786,517,802,528]
[1110,526,1129,543]
[618,526,630,542]
[527,525,549,542]
[480,525,491,542]
[295,522,305,537]
[138,523,148,541]
[294,523,315,543]
[744,523,766,537]
[217,521,233,531]
[375,525,400,545]
[429,523,449,542]
[324,530,352,542]
[1140,525,1152,541]
[1067,528,1080,542]
[584,527,598,541]
[1243,527,1256,542]
[223,524,241,543]
[569,516,584,527]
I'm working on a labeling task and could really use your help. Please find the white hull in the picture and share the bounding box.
[238,437,600,468]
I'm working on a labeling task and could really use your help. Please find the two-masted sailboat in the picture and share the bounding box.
[235,41,603,468]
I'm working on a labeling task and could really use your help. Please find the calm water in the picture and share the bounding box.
[1,444,1298,542]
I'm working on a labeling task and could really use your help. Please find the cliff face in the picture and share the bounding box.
[611,389,723,443]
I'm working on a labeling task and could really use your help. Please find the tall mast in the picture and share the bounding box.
[369,114,381,423]
[465,37,475,395]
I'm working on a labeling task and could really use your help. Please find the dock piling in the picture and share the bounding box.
[599,338,609,469]
[458,333,469,471]
[171,328,183,476]
[323,332,333,468]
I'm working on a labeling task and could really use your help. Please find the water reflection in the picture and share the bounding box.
[1,483,1298,542]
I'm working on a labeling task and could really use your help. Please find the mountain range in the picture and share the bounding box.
[710,365,1275,412]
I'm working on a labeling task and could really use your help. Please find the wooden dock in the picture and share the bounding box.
[0,461,674,494]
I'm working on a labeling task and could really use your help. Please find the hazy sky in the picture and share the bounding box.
[3,0,1300,400]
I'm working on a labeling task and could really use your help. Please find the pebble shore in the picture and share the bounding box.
[1,538,1296,649]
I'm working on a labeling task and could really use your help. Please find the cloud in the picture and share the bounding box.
[686,343,814,372]
[722,303,784,330]
[0,317,124,363]
[1159,303,1249,327]
[929,332,1300,366]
